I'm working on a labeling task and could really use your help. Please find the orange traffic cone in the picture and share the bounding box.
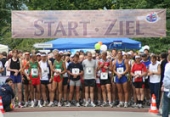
[0,97,5,113]
[149,94,158,114]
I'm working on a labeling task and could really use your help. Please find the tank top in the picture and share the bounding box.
[54,60,63,78]
[29,61,39,78]
[149,61,161,83]
[22,59,29,75]
[39,61,51,81]
[115,60,127,79]
[98,59,110,80]
[10,58,20,75]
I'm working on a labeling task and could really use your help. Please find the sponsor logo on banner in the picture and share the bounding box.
[12,9,166,38]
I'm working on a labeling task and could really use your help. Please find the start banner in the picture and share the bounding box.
[12,9,166,38]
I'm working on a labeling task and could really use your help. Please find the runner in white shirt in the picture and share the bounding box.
[39,53,53,107]
[148,54,161,109]
[82,52,97,107]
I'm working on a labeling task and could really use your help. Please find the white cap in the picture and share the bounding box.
[36,53,41,56]
[135,55,141,59]
[41,53,47,57]
[59,51,63,54]
[70,55,74,58]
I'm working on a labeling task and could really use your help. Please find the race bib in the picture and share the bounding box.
[54,69,61,76]
[100,72,108,80]
[117,67,124,74]
[72,68,80,75]
[43,68,49,74]
[31,68,38,76]
[134,71,141,75]
[24,69,29,75]
[86,67,93,74]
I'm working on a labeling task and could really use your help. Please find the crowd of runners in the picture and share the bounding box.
[0,48,168,109]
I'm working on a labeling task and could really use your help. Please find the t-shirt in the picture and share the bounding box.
[149,61,161,83]
[82,59,96,80]
[131,63,147,82]
[67,62,83,81]
[0,61,3,76]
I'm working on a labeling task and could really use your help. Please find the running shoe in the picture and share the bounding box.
[84,101,89,107]
[91,102,96,107]
[30,101,35,108]
[131,103,137,108]
[38,104,43,108]
[24,102,28,108]
[58,102,62,107]
[101,102,107,107]
[18,104,24,108]
[76,102,81,107]
[42,101,47,107]
[48,102,54,107]
[124,102,128,108]
[117,103,124,108]
[109,103,113,108]
[65,102,71,107]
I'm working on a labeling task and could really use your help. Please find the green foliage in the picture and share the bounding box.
[0,0,170,53]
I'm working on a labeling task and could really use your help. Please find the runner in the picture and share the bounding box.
[39,53,53,107]
[113,50,129,108]
[26,54,42,108]
[21,51,30,107]
[82,52,97,107]
[66,54,84,107]
[141,53,151,106]
[148,54,161,109]
[97,51,112,107]
[131,55,147,108]
[7,49,23,108]
[48,53,66,107]
[63,56,70,106]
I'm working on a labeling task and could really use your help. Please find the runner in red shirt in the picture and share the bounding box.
[131,55,147,108]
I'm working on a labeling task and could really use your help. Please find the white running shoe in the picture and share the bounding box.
[76,102,80,107]
[101,102,107,107]
[109,103,113,108]
[38,104,43,108]
[18,104,24,108]
[58,102,62,107]
[24,102,28,108]
[48,102,54,107]
[43,101,47,107]
[30,101,35,108]
[124,102,128,108]
[91,102,96,107]
[117,103,124,108]
[84,101,89,107]
[65,102,71,107]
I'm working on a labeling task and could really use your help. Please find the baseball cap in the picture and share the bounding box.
[36,53,41,56]
[135,55,141,59]
[41,53,47,57]
[141,53,147,57]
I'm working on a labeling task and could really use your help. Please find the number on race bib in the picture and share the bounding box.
[100,72,108,80]
[117,67,124,74]
[72,68,79,75]
[24,69,29,75]
[31,68,38,76]
[134,71,141,75]
[86,67,93,74]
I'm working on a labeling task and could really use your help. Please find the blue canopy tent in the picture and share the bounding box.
[45,38,141,50]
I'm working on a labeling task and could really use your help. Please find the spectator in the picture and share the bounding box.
[0,78,14,112]
[1,52,7,76]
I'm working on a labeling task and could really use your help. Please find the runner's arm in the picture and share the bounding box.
[122,60,129,75]
[61,62,66,75]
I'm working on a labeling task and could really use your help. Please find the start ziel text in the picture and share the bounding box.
[34,19,144,37]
